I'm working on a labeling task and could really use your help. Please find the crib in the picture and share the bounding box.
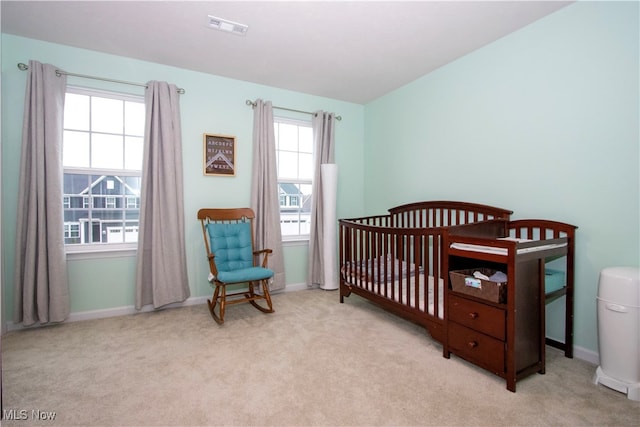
[339,201,576,356]
[338,201,513,342]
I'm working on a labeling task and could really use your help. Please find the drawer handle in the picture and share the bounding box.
[468,341,478,349]
[468,312,479,319]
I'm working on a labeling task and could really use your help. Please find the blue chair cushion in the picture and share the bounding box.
[206,221,274,283]
[217,267,274,283]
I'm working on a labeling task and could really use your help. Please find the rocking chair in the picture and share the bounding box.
[197,208,275,324]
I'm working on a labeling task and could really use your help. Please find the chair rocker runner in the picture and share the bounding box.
[198,208,275,324]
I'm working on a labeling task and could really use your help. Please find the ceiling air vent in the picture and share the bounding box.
[207,15,248,36]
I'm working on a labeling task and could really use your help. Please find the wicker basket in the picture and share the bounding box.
[449,268,506,303]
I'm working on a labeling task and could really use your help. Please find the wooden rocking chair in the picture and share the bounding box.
[197,208,275,324]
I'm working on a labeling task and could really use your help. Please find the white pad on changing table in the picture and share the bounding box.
[451,237,567,255]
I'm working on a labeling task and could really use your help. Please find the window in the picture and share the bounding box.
[274,118,313,240]
[62,87,145,249]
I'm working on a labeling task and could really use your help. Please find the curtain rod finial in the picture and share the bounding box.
[246,99,256,107]
[17,62,28,71]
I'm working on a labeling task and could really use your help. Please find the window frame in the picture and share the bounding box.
[274,116,314,242]
[63,86,145,257]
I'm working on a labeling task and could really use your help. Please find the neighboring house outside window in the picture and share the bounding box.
[62,86,144,251]
[274,117,313,240]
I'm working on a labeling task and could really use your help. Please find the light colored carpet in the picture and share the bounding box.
[2,289,639,426]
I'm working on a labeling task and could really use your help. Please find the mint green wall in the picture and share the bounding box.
[1,35,365,319]
[364,1,639,354]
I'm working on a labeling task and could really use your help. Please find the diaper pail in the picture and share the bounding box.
[593,266,640,401]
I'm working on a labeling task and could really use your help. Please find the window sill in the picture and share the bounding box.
[66,245,137,260]
[282,238,309,247]
[66,239,306,260]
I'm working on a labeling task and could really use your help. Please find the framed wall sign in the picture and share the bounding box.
[203,134,236,176]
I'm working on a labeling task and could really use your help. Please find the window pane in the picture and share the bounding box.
[124,136,143,170]
[64,209,89,223]
[63,173,141,245]
[64,93,90,131]
[122,175,141,196]
[279,181,312,237]
[64,222,81,244]
[64,173,91,196]
[299,126,313,153]
[64,173,91,244]
[91,97,123,133]
[91,175,117,196]
[92,134,124,169]
[125,101,145,136]
[278,151,298,179]
[277,123,298,151]
[63,130,90,168]
[299,183,312,206]
[299,153,313,180]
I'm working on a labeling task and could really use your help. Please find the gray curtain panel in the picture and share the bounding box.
[307,111,336,288]
[13,60,70,325]
[135,81,190,309]
[250,99,286,290]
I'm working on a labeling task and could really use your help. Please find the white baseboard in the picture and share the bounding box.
[71,295,211,323]
[6,295,210,331]
[573,345,599,366]
[5,282,309,332]
[280,282,310,292]
[547,335,600,365]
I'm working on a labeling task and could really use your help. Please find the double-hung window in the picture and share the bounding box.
[62,87,145,251]
[274,117,313,241]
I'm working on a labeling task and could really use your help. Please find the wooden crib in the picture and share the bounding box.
[339,201,576,356]
[339,201,513,342]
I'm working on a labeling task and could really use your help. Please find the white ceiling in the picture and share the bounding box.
[1,1,572,104]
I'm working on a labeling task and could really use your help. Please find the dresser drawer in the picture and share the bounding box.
[448,322,505,374]
[448,294,505,340]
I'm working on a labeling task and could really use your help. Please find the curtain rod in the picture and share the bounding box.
[245,99,341,121]
[17,62,185,94]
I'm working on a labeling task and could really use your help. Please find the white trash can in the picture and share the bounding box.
[593,266,640,401]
